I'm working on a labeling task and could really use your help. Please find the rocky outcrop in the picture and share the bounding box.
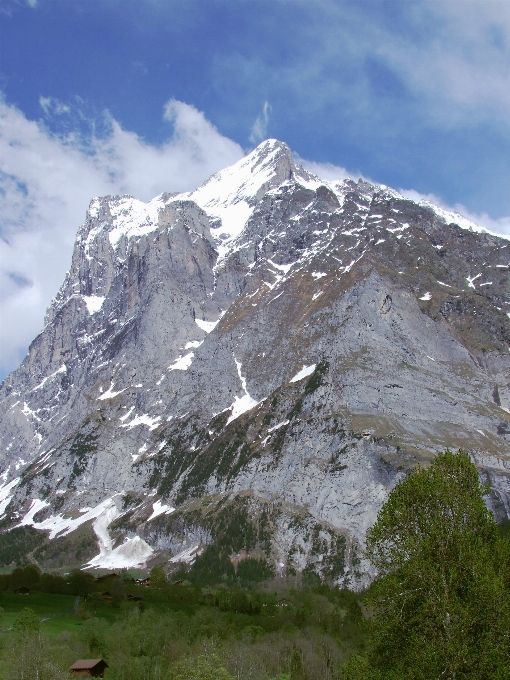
[1,140,509,587]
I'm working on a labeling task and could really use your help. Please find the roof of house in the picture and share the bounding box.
[70,659,108,670]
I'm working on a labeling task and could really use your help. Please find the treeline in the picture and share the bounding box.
[0,564,302,614]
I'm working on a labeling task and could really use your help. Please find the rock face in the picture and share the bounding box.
[1,139,510,587]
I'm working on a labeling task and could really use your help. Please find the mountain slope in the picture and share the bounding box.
[1,140,510,586]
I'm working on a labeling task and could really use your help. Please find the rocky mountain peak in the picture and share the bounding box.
[1,140,510,586]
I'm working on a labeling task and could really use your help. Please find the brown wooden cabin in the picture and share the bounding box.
[98,591,113,602]
[136,577,151,586]
[70,659,108,678]
[13,586,30,595]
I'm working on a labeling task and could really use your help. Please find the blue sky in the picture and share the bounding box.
[1,0,510,376]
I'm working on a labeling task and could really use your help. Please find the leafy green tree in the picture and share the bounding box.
[110,576,126,604]
[361,450,510,679]
[9,564,41,590]
[150,566,167,586]
[169,654,235,680]
[68,568,95,597]
[289,645,305,680]
[13,607,40,634]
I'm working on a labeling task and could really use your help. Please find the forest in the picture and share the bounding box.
[0,451,509,680]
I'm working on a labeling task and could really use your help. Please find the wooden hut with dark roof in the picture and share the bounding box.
[70,659,108,678]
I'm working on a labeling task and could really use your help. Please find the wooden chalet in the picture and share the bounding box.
[13,586,30,595]
[98,591,113,602]
[135,577,151,586]
[276,597,291,607]
[70,659,108,678]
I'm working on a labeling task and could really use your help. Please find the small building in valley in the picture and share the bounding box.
[70,659,108,678]
[98,591,113,602]
[13,586,30,595]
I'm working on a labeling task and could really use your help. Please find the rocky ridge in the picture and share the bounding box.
[1,139,510,587]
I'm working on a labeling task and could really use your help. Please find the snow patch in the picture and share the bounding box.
[0,477,20,517]
[31,365,67,392]
[168,352,194,371]
[184,340,203,349]
[466,273,482,289]
[290,364,316,383]
[267,419,290,433]
[86,506,154,570]
[122,414,161,431]
[170,544,202,565]
[419,292,432,301]
[19,498,49,526]
[421,201,510,241]
[226,359,259,425]
[87,536,154,570]
[107,196,165,249]
[119,406,134,423]
[83,295,106,315]
[98,382,125,400]
[147,500,175,522]
[312,272,327,279]
[195,318,220,333]
[268,259,294,274]
[226,394,259,425]
[25,497,118,539]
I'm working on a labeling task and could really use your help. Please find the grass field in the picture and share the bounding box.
[0,591,119,637]
[0,587,203,641]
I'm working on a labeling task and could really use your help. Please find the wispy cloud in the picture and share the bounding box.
[0,96,243,376]
[297,156,358,183]
[249,101,271,145]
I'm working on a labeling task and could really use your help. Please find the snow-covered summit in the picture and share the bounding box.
[183,139,323,252]
[75,140,500,272]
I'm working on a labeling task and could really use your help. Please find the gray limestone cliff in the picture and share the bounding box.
[1,140,509,587]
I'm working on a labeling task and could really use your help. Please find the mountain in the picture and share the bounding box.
[1,139,510,587]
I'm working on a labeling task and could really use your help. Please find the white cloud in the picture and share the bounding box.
[377,1,510,126]
[297,157,359,183]
[0,96,243,377]
[249,101,271,145]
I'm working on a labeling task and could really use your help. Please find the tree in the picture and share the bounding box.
[13,607,40,634]
[110,576,126,604]
[6,608,69,680]
[68,568,95,597]
[359,450,510,679]
[169,654,235,680]
[150,566,167,586]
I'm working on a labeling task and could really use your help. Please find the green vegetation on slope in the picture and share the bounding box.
[346,450,510,680]
[0,572,364,680]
